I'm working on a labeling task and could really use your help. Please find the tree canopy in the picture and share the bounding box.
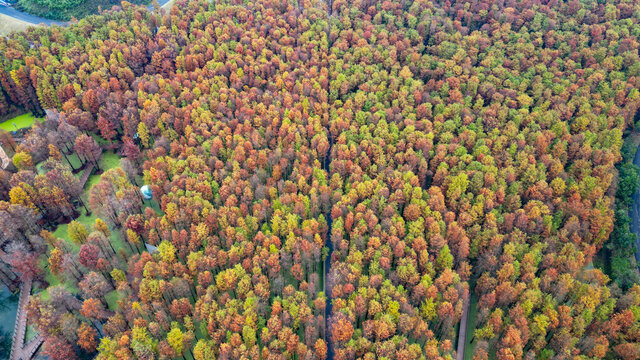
[1,0,640,359]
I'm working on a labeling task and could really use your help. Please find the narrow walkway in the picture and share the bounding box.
[456,294,470,360]
[9,276,43,360]
[20,335,43,360]
[78,162,95,188]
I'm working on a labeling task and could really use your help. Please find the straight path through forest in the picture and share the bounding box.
[323,133,334,360]
[456,294,470,360]
[630,144,640,271]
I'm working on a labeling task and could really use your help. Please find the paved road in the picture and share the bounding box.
[0,0,173,28]
[630,144,640,271]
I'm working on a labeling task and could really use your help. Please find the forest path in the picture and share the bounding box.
[456,294,470,360]
[78,162,95,188]
[630,144,640,271]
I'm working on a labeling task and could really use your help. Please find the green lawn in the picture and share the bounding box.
[464,290,480,360]
[63,153,85,173]
[25,325,37,343]
[36,152,84,175]
[0,113,39,131]
[143,198,163,215]
[105,290,122,311]
[35,149,138,312]
[39,255,79,299]
[109,226,131,254]
[51,150,123,250]
[85,151,122,189]
[52,207,97,248]
[41,150,128,308]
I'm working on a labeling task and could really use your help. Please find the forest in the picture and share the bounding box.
[15,0,151,21]
[0,0,639,359]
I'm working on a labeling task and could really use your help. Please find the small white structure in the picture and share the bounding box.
[0,145,9,170]
[145,243,158,254]
[140,185,153,200]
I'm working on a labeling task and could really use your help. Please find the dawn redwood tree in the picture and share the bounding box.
[79,272,112,303]
[89,168,141,227]
[78,243,101,270]
[77,322,99,353]
[74,134,102,170]
[0,0,639,358]
[56,121,81,154]
[10,251,43,281]
[96,116,117,145]
[42,335,78,360]
[68,221,88,245]
[48,247,63,276]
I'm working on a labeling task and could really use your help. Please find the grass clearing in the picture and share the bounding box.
[36,152,84,175]
[52,207,97,247]
[464,290,480,360]
[39,256,79,299]
[0,113,39,131]
[34,148,138,312]
[0,14,38,37]
[64,153,85,173]
[161,0,175,10]
[52,150,123,247]
[104,290,122,311]
[25,324,37,343]
[39,149,127,307]
[85,151,122,189]
[143,198,163,215]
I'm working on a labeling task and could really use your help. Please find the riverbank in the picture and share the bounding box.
[595,131,640,289]
[629,143,640,275]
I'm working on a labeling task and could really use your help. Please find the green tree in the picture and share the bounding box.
[193,340,216,360]
[436,245,453,272]
[13,151,33,170]
[167,324,185,358]
[68,221,88,244]
[137,122,150,148]
[447,173,468,201]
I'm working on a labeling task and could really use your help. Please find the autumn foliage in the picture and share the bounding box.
[0,0,640,359]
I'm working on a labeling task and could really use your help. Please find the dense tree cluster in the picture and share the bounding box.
[16,0,151,21]
[0,0,640,359]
